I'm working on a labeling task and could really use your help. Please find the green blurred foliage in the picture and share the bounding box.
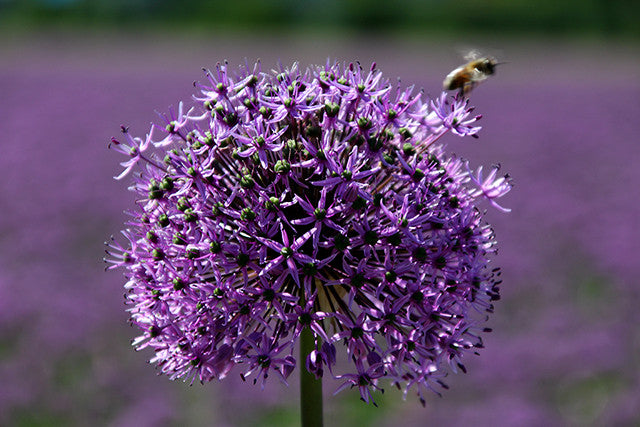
[1,0,638,37]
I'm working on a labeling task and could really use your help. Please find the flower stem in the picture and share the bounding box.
[300,327,323,427]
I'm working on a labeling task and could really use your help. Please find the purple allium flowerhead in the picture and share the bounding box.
[106,60,511,405]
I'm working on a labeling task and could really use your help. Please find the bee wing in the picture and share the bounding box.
[463,49,483,61]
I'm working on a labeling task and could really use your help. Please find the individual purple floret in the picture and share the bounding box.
[106,60,511,405]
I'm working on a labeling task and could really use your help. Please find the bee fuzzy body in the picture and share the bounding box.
[443,57,498,95]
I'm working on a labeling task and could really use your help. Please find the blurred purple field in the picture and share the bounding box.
[1,33,638,426]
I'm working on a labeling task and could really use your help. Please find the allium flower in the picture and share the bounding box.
[106,61,511,405]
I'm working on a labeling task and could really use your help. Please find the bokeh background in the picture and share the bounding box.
[1,1,639,426]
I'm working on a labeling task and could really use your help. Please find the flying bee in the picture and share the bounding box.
[443,51,501,96]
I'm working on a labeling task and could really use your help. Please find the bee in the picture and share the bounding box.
[443,51,501,95]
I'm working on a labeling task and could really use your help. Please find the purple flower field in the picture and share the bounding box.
[1,33,638,426]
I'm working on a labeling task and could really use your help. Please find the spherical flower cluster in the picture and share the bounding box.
[107,61,511,405]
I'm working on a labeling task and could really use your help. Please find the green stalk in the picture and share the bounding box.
[300,327,323,427]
